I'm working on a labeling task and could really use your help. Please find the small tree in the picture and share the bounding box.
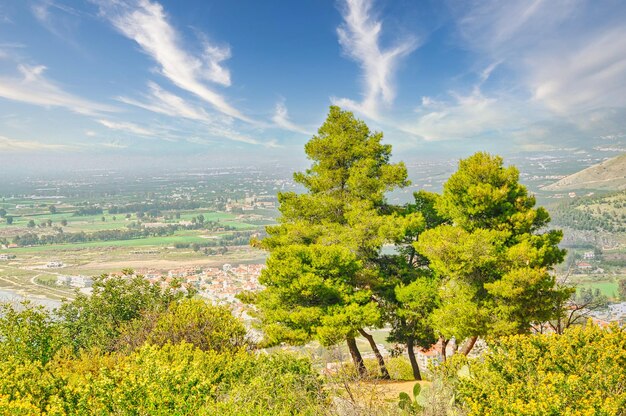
[57,272,183,352]
[0,301,64,364]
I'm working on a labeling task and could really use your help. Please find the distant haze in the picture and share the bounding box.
[0,0,624,169]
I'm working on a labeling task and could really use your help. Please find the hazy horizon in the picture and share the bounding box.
[0,0,625,171]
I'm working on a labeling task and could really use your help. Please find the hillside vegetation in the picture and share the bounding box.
[1,107,624,415]
[543,153,626,191]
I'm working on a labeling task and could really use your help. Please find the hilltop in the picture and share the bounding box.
[543,153,626,191]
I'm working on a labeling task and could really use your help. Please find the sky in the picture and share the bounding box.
[0,0,625,171]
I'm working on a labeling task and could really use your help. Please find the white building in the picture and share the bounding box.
[57,275,93,288]
[56,275,71,286]
[70,275,93,288]
[583,251,595,260]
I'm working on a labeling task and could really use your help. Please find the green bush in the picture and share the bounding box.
[386,356,416,381]
[0,343,326,415]
[451,324,626,415]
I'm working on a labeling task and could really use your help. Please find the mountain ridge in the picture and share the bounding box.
[543,153,626,191]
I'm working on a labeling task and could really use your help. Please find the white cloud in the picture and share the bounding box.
[97,0,250,122]
[333,0,417,120]
[206,126,278,147]
[272,101,311,135]
[404,87,523,141]
[528,25,626,113]
[453,0,626,114]
[118,82,218,123]
[97,119,156,136]
[0,135,73,151]
[0,64,115,115]
[117,82,284,146]
[100,139,128,149]
[31,1,84,49]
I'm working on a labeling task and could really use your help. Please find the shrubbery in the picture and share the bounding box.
[431,323,626,416]
[0,274,326,415]
[0,344,325,415]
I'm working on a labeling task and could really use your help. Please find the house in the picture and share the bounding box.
[70,275,93,288]
[57,275,93,288]
[416,346,442,371]
[583,251,595,260]
[56,275,71,286]
[576,261,593,270]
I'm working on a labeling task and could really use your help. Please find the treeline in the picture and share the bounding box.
[552,206,626,232]
[551,190,626,232]
[11,225,255,247]
[108,200,204,215]
[13,226,178,246]
[73,206,103,216]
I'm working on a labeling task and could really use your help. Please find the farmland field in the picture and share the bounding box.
[0,168,287,301]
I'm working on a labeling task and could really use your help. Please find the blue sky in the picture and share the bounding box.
[0,0,625,169]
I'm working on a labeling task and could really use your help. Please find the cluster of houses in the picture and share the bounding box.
[138,263,264,314]
[225,195,276,212]
[56,274,93,288]
[588,301,626,326]
[575,251,605,274]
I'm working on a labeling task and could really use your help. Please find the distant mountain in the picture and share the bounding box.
[543,153,626,191]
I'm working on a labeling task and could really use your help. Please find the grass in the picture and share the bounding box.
[8,234,213,252]
[577,281,620,298]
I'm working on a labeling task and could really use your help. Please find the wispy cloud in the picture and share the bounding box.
[118,82,218,123]
[0,64,115,115]
[453,0,626,114]
[272,100,311,135]
[0,135,74,151]
[402,0,626,145]
[528,25,626,113]
[97,118,156,136]
[31,1,85,49]
[404,87,522,141]
[118,82,276,146]
[99,139,128,149]
[96,0,250,122]
[333,0,417,120]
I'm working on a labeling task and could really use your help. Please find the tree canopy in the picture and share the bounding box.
[417,153,571,352]
[249,106,412,377]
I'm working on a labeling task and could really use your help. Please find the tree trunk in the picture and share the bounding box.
[358,328,390,379]
[406,338,422,381]
[439,336,448,362]
[346,336,366,378]
[460,335,478,356]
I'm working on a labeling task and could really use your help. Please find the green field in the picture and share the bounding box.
[9,234,218,253]
[576,281,620,298]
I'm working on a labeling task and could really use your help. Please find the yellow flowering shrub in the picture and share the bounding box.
[455,323,626,415]
[0,343,326,415]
